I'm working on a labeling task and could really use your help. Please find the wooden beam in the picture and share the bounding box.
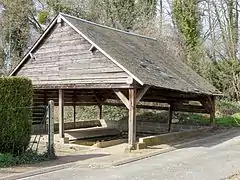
[172,103,207,113]
[59,89,64,138]
[43,90,47,105]
[73,104,76,128]
[113,89,130,109]
[99,104,103,119]
[200,99,211,113]
[103,102,169,111]
[168,104,173,132]
[128,88,137,149]
[136,85,150,104]
[201,96,216,125]
[34,83,135,89]
[73,90,77,128]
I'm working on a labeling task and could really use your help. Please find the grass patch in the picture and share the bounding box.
[178,113,240,127]
[0,150,56,168]
[215,116,239,127]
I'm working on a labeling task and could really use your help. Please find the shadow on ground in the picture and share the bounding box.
[146,128,240,150]
[175,128,240,149]
[32,153,110,168]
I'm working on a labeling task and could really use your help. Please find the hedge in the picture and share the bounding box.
[0,77,33,155]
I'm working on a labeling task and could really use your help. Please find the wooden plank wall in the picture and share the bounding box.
[17,22,131,86]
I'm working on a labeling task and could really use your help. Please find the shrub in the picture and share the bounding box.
[216,100,240,116]
[0,150,54,168]
[37,10,49,24]
[0,77,33,155]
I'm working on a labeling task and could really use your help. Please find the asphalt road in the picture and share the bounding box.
[21,129,240,180]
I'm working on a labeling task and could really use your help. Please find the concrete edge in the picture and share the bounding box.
[1,162,79,180]
[138,127,213,148]
[112,147,176,166]
[1,162,112,180]
[93,139,127,148]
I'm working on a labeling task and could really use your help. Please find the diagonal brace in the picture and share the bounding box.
[136,85,150,104]
[113,89,130,109]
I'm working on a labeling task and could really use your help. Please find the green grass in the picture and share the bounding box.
[215,116,239,127]
[179,113,240,127]
[0,150,56,168]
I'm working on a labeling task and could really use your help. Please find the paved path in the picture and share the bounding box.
[21,129,240,180]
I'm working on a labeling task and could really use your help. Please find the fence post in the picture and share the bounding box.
[48,100,55,156]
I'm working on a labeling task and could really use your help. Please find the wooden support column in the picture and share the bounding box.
[128,88,137,149]
[99,104,103,119]
[73,90,76,128]
[113,88,137,151]
[43,90,48,131]
[210,96,216,126]
[93,90,104,120]
[73,104,76,128]
[43,90,47,105]
[59,89,64,138]
[168,104,173,132]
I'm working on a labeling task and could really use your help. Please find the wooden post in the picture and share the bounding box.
[44,90,47,105]
[59,89,64,138]
[73,104,76,128]
[210,96,216,126]
[99,104,103,119]
[128,88,137,149]
[168,104,173,132]
[48,100,54,156]
[73,90,77,128]
[44,90,48,131]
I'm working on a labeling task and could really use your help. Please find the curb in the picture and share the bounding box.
[0,163,79,180]
[1,162,112,180]
[112,147,176,166]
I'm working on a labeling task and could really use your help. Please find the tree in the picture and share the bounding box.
[172,0,201,72]
[211,0,239,61]
[41,0,157,31]
[136,0,157,19]
[0,0,33,73]
[201,0,240,100]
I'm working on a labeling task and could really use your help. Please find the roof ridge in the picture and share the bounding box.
[59,13,157,41]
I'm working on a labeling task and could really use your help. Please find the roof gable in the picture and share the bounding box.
[13,18,132,86]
